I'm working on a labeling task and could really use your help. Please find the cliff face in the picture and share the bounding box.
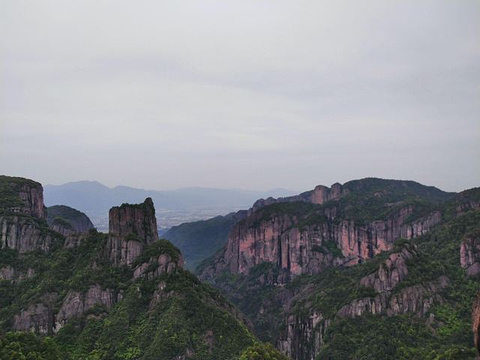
[0,215,59,253]
[201,204,441,283]
[461,231,480,277]
[106,198,159,266]
[2,178,46,219]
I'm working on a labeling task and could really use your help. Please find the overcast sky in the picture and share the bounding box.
[1,0,479,192]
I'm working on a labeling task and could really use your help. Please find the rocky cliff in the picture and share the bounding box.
[200,184,443,284]
[0,176,60,253]
[461,230,480,277]
[0,176,46,219]
[106,197,159,266]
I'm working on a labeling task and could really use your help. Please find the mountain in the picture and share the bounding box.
[46,205,95,236]
[44,181,295,230]
[0,175,286,360]
[197,178,480,359]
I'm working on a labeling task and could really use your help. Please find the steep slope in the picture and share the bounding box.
[198,179,480,359]
[0,176,264,360]
[47,205,95,236]
[164,211,247,270]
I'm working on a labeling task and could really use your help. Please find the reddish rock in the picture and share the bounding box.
[201,205,441,284]
[107,198,159,266]
[461,232,480,277]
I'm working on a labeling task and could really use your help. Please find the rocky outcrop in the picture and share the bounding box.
[0,266,34,281]
[8,180,46,219]
[13,294,57,334]
[55,285,119,332]
[338,276,449,318]
[47,205,94,237]
[107,198,159,266]
[250,183,347,214]
[360,246,415,292]
[0,266,15,281]
[461,232,480,277]
[133,253,184,279]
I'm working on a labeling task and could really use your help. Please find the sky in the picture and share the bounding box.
[1,0,479,193]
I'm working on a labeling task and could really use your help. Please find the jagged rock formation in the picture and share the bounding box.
[106,197,159,266]
[47,205,94,237]
[359,246,414,292]
[461,231,480,277]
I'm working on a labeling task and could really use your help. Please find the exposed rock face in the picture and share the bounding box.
[473,294,480,356]
[133,253,183,279]
[0,266,15,281]
[201,205,441,284]
[13,181,46,219]
[277,312,330,360]
[55,285,119,332]
[0,266,34,281]
[338,276,449,318]
[107,198,159,266]
[13,294,57,334]
[0,215,58,253]
[461,233,480,277]
[360,246,415,292]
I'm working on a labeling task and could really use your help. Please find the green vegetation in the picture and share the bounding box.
[46,205,94,230]
[0,331,63,360]
[0,225,257,359]
[318,314,477,360]
[164,214,238,270]
[131,239,181,267]
[55,270,256,360]
[238,342,289,360]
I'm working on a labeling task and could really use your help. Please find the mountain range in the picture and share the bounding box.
[44,181,295,230]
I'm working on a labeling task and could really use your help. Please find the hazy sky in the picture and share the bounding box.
[1,0,479,192]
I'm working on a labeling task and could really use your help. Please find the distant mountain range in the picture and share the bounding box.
[44,181,295,230]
